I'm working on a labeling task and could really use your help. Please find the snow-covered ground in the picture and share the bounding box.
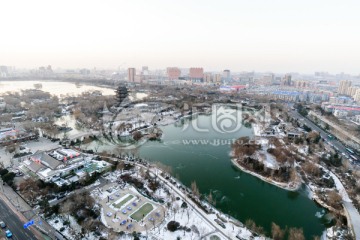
[255,138,279,170]
[297,145,309,155]
[48,161,267,240]
[253,124,262,137]
[48,215,82,240]
[147,200,217,240]
[326,171,360,238]
[327,171,351,202]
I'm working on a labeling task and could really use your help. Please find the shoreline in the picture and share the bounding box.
[231,158,356,236]
[231,158,301,192]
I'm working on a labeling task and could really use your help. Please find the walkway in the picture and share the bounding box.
[104,157,253,239]
[328,171,360,238]
[146,165,232,240]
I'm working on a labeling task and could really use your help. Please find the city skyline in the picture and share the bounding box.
[1,0,360,74]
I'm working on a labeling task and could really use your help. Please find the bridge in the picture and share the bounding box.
[68,130,101,141]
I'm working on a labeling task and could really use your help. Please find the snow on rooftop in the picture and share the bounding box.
[57,148,80,157]
[38,168,53,177]
[134,103,148,108]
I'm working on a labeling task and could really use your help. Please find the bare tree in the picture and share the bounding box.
[81,137,93,150]
[5,142,18,155]
[59,200,73,221]
[271,222,285,240]
[288,227,305,240]
[0,114,11,124]
[18,178,40,204]
[172,202,179,220]
[186,207,191,225]
[206,191,213,204]
[302,161,320,177]
[191,181,200,198]
[327,190,342,208]
[289,168,298,182]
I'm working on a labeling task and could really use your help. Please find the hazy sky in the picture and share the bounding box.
[1,0,360,74]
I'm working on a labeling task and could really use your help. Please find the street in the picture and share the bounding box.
[289,110,359,162]
[0,198,37,240]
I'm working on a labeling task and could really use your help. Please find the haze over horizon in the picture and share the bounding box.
[1,0,360,74]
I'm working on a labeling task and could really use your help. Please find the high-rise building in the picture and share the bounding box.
[223,69,231,79]
[142,66,149,76]
[0,66,8,78]
[127,68,136,82]
[167,67,181,80]
[80,68,90,75]
[294,80,309,88]
[189,68,204,81]
[347,86,359,97]
[203,73,212,83]
[261,74,274,85]
[338,80,352,95]
[354,89,360,102]
[213,74,222,85]
[281,74,292,86]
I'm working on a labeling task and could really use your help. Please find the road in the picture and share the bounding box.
[290,110,360,237]
[0,198,37,240]
[289,110,354,158]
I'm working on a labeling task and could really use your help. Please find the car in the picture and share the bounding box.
[5,229,12,238]
[214,219,226,229]
[56,192,67,200]
[0,221,6,228]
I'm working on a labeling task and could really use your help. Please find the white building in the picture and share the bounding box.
[355,115,360,124]
[333,109,348,118]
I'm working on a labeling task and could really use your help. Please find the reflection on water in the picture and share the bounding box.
[287,189,300,200]
[54,115,85,137]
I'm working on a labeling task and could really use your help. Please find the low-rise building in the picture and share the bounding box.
[0,127,36,144]
[287,130,303,139]
[333,109,348,118]
[22,148,110,182]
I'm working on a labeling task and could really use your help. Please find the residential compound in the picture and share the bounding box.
[321,103,360,118]
[189,67,204,81]
[338,80,352,95]
[166,67,181,80]
[269,90,330,103]
[337,80,360,102]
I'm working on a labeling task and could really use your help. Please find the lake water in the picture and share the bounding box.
[0,80,328,238]
[138,114,328,238]
[0,80,115,97]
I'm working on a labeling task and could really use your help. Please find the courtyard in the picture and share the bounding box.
[92,183,166,233]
